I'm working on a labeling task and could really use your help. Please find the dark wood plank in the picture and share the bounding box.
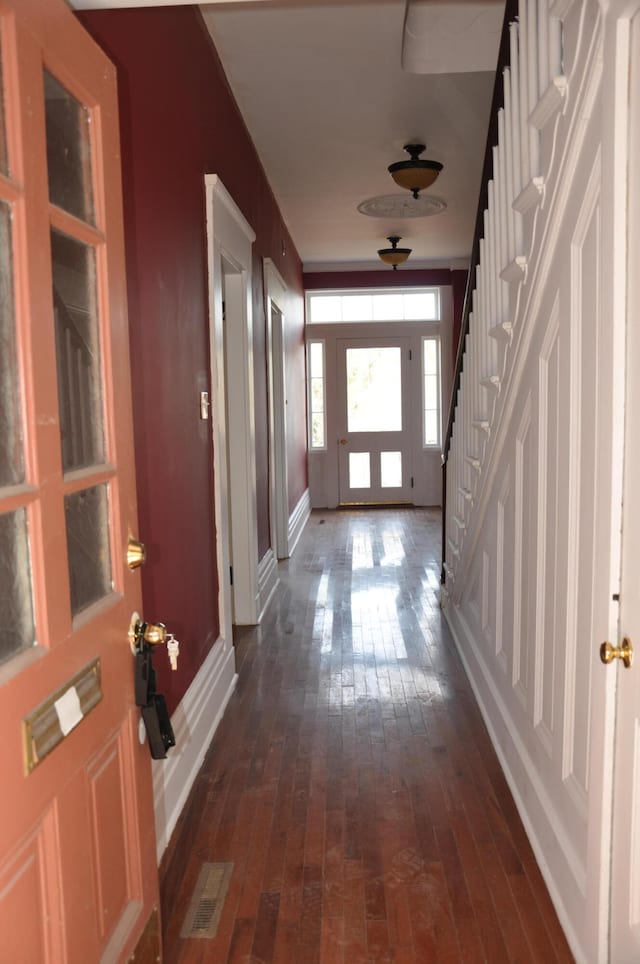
[160,508,574,963]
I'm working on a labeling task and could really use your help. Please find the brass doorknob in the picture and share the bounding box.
[143,622,167,646]
[600,637,633,668]
[339,438,348,445]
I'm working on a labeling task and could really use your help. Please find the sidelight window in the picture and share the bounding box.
[423,336,441,447]
[307,340,326,450]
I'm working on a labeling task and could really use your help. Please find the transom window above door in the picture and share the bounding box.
[306,287,440,324]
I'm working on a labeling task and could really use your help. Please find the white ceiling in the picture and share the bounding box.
[201,0,502,272]
[72,0,503,272]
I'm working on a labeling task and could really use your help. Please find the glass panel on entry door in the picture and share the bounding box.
[380,451,402,488]
[51,230,105,473]
[44,71,95,224]
[0,509,35,663]
[349,452,371,489]
[346,346,402,433]
[65,483,112,617]
[0,38,9,176]
[0,199,24,487]
[45,70,113,620]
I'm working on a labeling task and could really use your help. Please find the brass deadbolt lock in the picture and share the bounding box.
[127,537,146,570]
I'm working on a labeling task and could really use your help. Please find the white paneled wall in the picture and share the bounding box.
[442,0,628,959]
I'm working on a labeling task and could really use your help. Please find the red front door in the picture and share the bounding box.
[0,1,159,959]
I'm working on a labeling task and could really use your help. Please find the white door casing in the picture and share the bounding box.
[264,257,289,558]
[610,6,640,960]
[205,174,259,626]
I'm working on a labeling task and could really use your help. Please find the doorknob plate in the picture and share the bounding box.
[128,611,141,655]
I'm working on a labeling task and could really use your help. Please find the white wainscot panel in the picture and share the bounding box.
[496,466,514,678]
[513,393,536,710]
[534,297,561,757]
[465,552,483,628]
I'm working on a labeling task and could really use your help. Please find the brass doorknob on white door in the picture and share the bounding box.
[600,637,633,668]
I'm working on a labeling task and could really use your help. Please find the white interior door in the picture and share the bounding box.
[610,10,640,959]
[337,337,412,504]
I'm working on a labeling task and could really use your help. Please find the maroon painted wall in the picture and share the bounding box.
[303,268,454,289]
[79,7,307,713]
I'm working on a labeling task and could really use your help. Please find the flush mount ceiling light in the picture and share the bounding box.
[388,143,443,199]
[378,236,411,270]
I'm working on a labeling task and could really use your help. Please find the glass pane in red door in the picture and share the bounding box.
[0,508,35,663]
[0,200,23,486]
[51,230,105,473]
[64,483,112,616]
[0,37,8,176]
[44,71,94,224]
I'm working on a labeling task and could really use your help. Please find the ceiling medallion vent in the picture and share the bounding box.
[388,143,443,198]
[357,194,446,219]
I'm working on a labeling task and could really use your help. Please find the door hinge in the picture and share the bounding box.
[229,565,233,586]
[411,477,414,488]
[409,349,412,360]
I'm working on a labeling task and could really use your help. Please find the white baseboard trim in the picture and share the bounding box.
[258,547,279,620]
[152,640,237,863]
[287,488,311,556]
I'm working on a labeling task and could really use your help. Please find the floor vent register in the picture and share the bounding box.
[180,862,234,940]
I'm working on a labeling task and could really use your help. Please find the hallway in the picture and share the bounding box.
[160,509,573,963]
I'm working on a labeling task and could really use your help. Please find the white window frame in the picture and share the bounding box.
[422,335,441,449]
[305,287,441,325]
[307,339,327,451]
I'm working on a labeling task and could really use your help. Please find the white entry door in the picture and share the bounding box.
[610,9,640,959]
[337,337,412,504]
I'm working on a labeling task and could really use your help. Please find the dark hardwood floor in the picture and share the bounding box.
[160,508,574,963]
